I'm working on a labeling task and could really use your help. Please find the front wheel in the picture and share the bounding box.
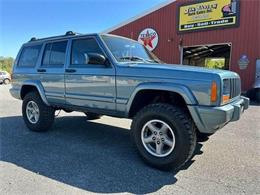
[131,103,196,170]
[22,91,55,132]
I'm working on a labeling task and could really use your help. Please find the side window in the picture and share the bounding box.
[18,44,42,67]
[42,43,51,65]
[42,41,67,66]
[71,38,105,66]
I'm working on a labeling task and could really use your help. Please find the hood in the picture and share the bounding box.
[121,63,239,80]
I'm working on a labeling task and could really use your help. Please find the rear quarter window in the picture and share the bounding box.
[18,44,42,67]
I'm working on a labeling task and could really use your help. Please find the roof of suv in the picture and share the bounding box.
[24,31,137,46]
[26,31,100,44]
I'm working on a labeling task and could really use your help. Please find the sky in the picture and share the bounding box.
[0,0,168,58]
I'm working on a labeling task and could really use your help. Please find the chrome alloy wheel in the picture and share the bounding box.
[26,101,40,124]
[141,119,176,157]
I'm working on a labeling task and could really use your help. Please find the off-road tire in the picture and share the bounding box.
[22,91,55,132]
[3,78,10,85]
[84,112,102,120]
[131,103,197,171]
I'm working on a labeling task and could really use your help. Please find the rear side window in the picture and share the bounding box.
[71,38,105,65]
[18,44,42,67]
[42,41,67,66]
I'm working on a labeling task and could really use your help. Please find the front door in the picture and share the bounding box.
[65,36,116,112]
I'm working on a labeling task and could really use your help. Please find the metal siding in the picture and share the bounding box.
[111,0,260,91]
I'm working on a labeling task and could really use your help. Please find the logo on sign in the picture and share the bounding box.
[238,54,250,70]
[138,28,158,51]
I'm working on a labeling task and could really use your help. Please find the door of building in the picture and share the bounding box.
[181,43,232,70]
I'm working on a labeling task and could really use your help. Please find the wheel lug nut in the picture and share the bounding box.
[159,132,163,135]
[161,138,165,141]
[152,137,156,140]
[157,141,160,144]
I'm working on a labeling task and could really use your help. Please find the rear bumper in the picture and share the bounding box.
[188,96,249,134]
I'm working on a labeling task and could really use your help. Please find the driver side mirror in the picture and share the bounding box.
[88,53,107,65]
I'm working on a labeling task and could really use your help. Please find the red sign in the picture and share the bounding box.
[138,28,159,51]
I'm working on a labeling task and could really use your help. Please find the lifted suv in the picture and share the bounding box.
[10,32,249,170]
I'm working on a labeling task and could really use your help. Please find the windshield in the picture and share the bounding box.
[101,35,162,64]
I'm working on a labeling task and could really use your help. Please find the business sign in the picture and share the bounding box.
[178,0,240,33]
[238,54,249,70]
[138,28,158,51]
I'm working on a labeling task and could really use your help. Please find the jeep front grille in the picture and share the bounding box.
[229,78,241,99]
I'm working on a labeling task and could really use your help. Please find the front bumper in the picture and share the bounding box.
[188,96,249,134]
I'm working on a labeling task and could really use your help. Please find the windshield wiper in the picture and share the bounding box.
[120,56,162,64]
[146,59,160,64]
[119,56,146,62]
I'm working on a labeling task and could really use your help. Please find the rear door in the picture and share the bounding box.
[38,40,68,105]
[65,36,116,112]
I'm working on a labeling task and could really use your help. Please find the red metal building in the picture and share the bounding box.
[106,0,260,92]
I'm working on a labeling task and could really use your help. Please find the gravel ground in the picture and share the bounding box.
[0,84,259,195]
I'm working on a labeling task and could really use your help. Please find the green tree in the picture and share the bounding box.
[205,58,225,69]
[0,56,14,73]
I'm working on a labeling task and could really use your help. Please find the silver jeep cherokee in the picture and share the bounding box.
[10,32,249,170]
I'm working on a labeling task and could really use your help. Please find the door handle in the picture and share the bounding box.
[65,69,76,73]
[37,68,46,73]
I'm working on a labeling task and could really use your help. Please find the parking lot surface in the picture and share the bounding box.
[0,85,259,195]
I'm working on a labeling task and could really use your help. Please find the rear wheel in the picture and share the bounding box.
[22,91,55,132]
[3,79,10,85]
[131,103,196,170]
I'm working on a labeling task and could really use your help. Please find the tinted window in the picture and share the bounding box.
[42,41,67,65]
[18,45,42,67]
[71,38,105,65]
